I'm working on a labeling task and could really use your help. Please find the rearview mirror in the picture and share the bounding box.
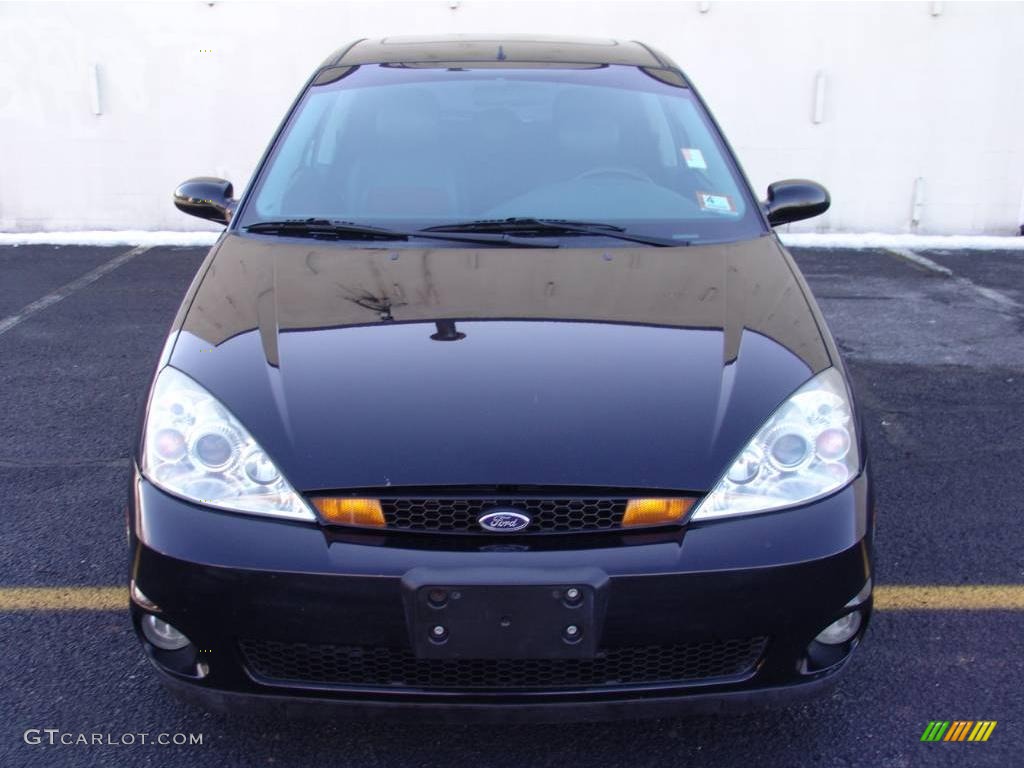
[762,179,830,226]
[173,177,236,224]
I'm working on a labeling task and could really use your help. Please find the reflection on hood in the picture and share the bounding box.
[183,234,829,372]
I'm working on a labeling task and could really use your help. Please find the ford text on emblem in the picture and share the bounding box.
[477,508,531,533]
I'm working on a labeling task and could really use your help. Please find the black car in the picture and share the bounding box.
[130,35,873,721]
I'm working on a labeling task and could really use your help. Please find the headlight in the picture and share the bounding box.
[141,366,314,521]
[691,367,859,521]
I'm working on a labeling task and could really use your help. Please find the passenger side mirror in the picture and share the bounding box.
[173,177,236,224]
[762,179,830,226]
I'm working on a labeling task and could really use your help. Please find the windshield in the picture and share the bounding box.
[238,64,765,244]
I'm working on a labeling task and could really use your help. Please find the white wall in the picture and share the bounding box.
[1,0,1022,234]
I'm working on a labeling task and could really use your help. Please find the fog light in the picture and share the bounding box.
[815,611,862,645]
[141,614,191,651]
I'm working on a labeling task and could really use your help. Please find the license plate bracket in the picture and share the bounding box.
[402,567,608,659]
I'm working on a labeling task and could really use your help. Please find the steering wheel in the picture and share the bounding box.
[572,166,654,184]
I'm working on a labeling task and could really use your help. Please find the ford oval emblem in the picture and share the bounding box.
[478,508,531,533]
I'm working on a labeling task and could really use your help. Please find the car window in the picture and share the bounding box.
[241,65,764,244]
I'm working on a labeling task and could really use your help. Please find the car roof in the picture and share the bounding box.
[322,34,679,70]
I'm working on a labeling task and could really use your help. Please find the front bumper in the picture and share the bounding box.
[128,467,874,721]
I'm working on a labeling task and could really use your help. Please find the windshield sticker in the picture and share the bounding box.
[696,191,736,213]
[681,148,707,170]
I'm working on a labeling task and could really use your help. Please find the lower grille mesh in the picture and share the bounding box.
[240,637,767,691]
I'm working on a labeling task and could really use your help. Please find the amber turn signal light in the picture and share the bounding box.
[313,497,385,527]
[623,498,694,527]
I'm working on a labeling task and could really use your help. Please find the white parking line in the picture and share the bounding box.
[0,246,151,337]
[886,246,1021,310]
[886,247,953,276]
[0,458,129,469]
[971,284,1021,311]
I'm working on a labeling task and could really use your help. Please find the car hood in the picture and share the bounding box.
[167,233,830,492]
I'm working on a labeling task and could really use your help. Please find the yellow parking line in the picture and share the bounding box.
[0,587,125,611]
[874,585,1024,610]
[0,585,1022,612]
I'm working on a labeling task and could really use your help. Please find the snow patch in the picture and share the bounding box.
[0,230,1022,251]
[780,232,1024,250]
[0,231,221,247]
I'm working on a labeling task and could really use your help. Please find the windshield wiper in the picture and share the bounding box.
[421,217,685,247]
[244,218,554,248]
[247,218,405,240]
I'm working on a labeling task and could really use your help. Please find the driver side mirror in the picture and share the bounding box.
[173,177,236,224]
[762,179,830,227]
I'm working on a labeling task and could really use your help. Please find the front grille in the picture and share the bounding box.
[381,498,627,533]
[240,637,768,691]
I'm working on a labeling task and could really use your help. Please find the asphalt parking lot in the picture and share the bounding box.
[1,241,1022,767]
